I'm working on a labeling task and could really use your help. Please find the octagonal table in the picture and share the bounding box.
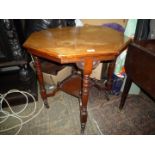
[23,25,131,133]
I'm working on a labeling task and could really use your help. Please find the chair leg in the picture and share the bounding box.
[119,76,132,110]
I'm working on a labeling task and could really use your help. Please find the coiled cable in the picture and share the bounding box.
[0,89,44,135]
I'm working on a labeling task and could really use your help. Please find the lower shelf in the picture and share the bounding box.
[59,74,82,98]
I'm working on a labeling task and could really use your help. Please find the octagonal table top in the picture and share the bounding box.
[23,25,131,63]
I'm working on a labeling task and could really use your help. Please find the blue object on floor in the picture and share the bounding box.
[112,74,124,95]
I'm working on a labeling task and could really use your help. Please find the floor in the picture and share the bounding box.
[1,87,155,135]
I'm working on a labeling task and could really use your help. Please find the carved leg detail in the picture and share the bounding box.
[77,59,93,134]
[80,74,90,134]
[34,56,49,108]
[80,104,88,134]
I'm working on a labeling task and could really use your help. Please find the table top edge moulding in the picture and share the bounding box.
[23,25,131,64]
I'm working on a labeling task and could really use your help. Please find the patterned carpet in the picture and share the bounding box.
[1,87,155,135]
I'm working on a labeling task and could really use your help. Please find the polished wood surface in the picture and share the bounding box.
[24,25,131,133]
[23,25,130,63]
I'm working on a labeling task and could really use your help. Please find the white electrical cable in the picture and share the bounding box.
[0,89,44,135]
[92,118,103,135]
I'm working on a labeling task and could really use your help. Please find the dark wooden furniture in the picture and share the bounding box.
[23,25,130,133]
[119,40,155,110]
[0,19,38,106]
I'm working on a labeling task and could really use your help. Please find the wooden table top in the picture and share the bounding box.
[23,25,131,63]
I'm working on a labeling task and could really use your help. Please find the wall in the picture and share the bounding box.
[81,19,128,27]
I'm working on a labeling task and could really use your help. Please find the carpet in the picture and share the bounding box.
[1,87,155,135]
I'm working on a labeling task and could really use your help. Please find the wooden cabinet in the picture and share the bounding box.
[120,40,155,109]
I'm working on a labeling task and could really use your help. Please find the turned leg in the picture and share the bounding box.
[33,56,49,108]
[105,60,116,92]
[80,74,89,134]
[79,59,93,134]
[119,76,132,110]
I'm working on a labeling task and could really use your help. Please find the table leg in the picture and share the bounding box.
[105,60,116,92]
[33,56,49,108]
[80,59,93,134]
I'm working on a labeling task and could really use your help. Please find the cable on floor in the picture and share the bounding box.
[0,89,44,135]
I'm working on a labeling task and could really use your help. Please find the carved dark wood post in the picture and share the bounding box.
[80,58,93,134]
[33,56,49,108]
